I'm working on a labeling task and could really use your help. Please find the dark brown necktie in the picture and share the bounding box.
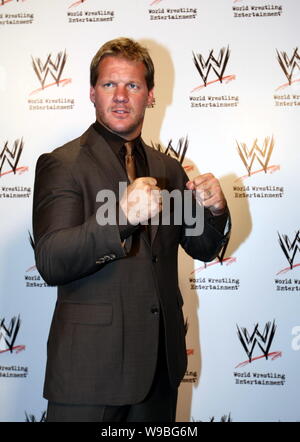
[124,141,136,183]
[124,141,151,239]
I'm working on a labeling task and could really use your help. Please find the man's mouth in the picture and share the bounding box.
[112,109,130,118]
[112,108,129,113]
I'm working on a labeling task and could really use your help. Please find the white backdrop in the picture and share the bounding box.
[0,0,299,422]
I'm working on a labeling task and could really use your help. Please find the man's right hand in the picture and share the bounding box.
[119,177,162,225]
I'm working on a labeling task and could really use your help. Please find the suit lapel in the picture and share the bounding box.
[80,125,129,198]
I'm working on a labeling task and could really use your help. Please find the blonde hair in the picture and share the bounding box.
[90,37,154,90]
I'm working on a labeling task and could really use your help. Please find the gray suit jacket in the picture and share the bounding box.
[32,125,230,405]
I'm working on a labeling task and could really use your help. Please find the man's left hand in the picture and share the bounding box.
[186,173,227,216]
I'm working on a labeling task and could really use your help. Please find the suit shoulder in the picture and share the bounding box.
[36,126,92,169]
[144,144,184,170]
[50,135,82,164]
[34,133,86,184]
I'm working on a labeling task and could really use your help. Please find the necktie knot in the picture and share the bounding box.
[124,141,136,183]
[124,141,135,156]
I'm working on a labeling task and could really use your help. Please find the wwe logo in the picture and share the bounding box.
[236,136,274,176]
[0,316,21,353]
[278,231,300,269]
[237,321,276,363]
[216,240,229,264]
[1,0,22,4]
[152,136,189,164]
[25,411,47,422]
[184,318,189,335]
[31,50,67,89]
[193,46,230,87]
[277,47,300,85]
[0,138,24,176]
[69,0,87,7]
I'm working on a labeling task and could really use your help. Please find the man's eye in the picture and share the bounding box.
[128,83,138,89]
[103,82,114,88]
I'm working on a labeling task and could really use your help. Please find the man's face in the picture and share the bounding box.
[90,56,154,140]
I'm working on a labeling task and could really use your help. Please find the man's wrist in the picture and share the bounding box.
[117,203,140,241]
[209,203,228,217]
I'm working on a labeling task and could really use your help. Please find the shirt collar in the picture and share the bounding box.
[93,120,141,156]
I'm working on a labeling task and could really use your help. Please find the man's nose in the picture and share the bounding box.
[113,85,129,102]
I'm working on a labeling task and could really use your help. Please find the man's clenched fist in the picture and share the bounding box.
[186,173,227,216]
[120,177,162,225]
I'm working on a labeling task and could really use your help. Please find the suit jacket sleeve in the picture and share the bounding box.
[32,153,126,286]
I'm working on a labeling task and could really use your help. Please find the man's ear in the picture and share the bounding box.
[147,88,155,107]
[90,86,95,104]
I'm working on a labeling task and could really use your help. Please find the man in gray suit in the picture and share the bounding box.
[32,37,230,422]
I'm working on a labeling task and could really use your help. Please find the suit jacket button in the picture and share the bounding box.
[151,305,159,315]
[152,255,158,263]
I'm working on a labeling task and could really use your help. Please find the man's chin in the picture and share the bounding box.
[105,123,141,139]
